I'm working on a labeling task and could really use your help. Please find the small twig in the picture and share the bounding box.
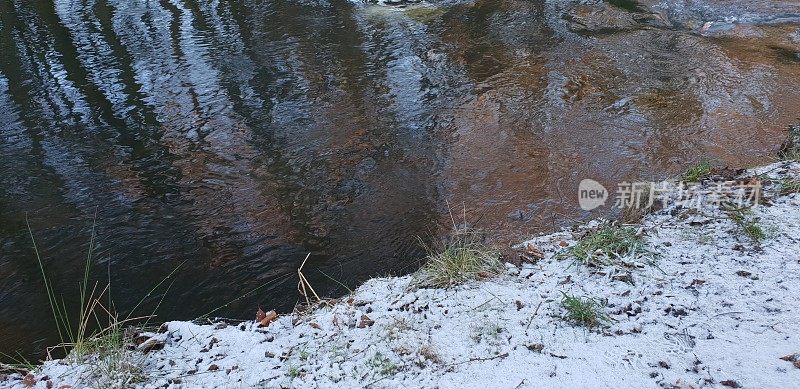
[526,301,544,331]
[0,363,30,374]
[711,311,744,318]
[447,352,509,367]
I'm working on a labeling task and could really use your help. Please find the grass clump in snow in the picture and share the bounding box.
[780,178,800,195]
[415,228,503,288]
[367,352,398,377]
[24,215,178,386]
[727,208,767,242]
[557,225,649,267]
[780,149,800,161]
[778,123,799,161]
[470,322,505,344]
[684,160,713,182]
[560,293,609,328]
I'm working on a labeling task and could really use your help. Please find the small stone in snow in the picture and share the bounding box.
[208,364,219,372]
[735,270,752,277]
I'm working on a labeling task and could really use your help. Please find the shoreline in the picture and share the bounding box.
[2,160,799,388]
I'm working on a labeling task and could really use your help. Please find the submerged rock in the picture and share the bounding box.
[564,1,670,34]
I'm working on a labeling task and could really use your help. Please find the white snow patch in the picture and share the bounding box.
[3,162,799,389]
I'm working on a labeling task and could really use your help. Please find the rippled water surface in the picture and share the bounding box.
[1,0,799,358]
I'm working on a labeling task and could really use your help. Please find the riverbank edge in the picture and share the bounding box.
[2,159,800,389]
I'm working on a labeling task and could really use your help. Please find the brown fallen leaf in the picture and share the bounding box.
[477,271,490,278]
[309,322,321,330]
[255,308,266,322]
[521,243,545,263]
[720,380,740,388]
[559,240,569,247]
[258,310,278,327]
[138,338,165,353]
[526,343,544,352]
[690,278,705,286]
[779,353,798,362]
[22,374,35,388]
[358,314,374,328]
[208,364,219,372]
[794,360,800,369]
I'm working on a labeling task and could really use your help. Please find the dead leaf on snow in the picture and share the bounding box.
[358,314,374,328]
[255,308,266,322]
[689,279,705,287]
[22,374,35,388]
[521,243,544,263]
[256,309,278,327]
[720,380,740,388]
[138,338,165,353]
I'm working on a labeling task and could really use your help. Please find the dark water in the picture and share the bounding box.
[1,0,799,360]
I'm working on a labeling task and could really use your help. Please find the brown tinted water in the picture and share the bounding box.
[1,0,799,359]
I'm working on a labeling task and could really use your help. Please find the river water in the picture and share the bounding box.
[1,0,798,359]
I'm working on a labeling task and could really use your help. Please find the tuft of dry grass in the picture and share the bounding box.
[415,228,504,288]
[24,213,179,386]
[619,189,654,224]
[778,122,800,161]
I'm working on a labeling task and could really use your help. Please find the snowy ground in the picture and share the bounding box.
[2,161,799,388]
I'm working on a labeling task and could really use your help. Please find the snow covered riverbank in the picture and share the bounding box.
[3,161,799,389]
